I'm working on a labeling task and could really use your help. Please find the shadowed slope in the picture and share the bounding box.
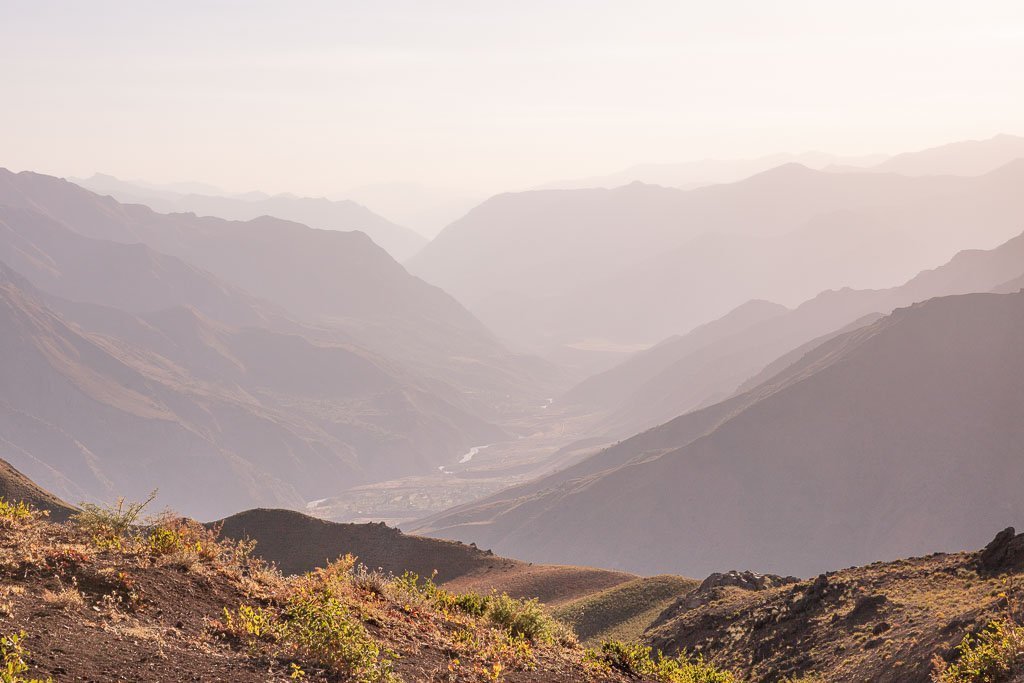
[416,291,1024,577]
[0,457,76,521]
[0,264,501,518]
[567,229,1024,435]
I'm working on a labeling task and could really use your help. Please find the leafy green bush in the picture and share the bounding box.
[0,500,35,529]
[933,620,1024,683]
[0,631,51,683]
[455,592,491,617]
[487,593,559,643]
[222,558,397,683]
[281,591,396,683]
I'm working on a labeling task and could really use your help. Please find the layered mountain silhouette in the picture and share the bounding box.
[0,169,553,407]
[414,290,1024,577]
[0,264,503,518]
[0,170,567,518]
[566,230,1024,434]
[0,205,282,328]
[410,155,1024,355]
[74,173,427,261]
[869,133,1024,177]
[537,150,886,190]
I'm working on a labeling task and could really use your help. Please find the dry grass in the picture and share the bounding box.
[40,584,85,610]
[554,575,699,645]
[0,496,639,682]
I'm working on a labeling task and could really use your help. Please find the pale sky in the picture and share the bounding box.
[2,1,1022,195]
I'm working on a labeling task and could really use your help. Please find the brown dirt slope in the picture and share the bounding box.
[0,508,640,682]
[644,528,1024,682]
[215,508,635,605]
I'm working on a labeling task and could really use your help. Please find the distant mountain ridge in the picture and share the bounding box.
[566,229,1024,435]
[410,156,1024,355]
[0,169,555,407]
[870,133,1024,177]
[73,173,427,261]
[537,150,887,190]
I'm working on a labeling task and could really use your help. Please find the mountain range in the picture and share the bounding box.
[565,229,1024,435]
[73,173,427,261]
[0,169,562,518]
[410,149,1024,360]
[414,289,1024,577]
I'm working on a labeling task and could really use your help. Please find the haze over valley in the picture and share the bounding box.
[3,3,1024,681]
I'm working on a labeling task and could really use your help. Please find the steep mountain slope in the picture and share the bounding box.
[0,205,282,328]
[0,169,552,404]
[74,173,427,260]
[415,291,1024,577]
[0,265,501,518]
[566,230,1024,435]
[410,161,1024,351]
[562,300,788,411]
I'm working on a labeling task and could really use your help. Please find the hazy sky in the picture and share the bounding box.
[2,1,1022,195]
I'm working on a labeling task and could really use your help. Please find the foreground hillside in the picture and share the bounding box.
[415,291,1024,577]
[0,502,654,682]
[3,474,1024,681]
[645,528,1024,683]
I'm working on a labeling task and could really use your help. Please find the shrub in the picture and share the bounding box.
[0,631,51,683]
[72,491,156,549]
[391,570,459,614]
[487,593,558,643]
[932,619,1024,683]
[455,592,491,618]
[280,591,396,683]
[0,500,35,529]
[223,604,277,640]
[144,514,223,564]
[222,557,397,683]
[145,526,182,556]
[598,640,736,683]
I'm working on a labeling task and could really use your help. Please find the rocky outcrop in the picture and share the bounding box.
[697,570,799,593]
[650,570,800,629]
[979,527,1024,571]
